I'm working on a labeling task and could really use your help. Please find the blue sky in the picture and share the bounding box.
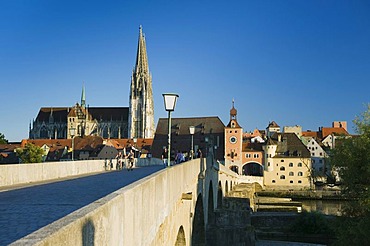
[1,0,369,142]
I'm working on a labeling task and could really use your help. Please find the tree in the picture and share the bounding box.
[16,143,44,163]
[0,133,7,144]
[331,104,370,245]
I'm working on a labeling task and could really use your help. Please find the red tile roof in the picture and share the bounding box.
[321,127,349,138]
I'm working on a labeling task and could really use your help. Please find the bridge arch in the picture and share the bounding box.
[208,180,215,225]
[230,165,239,174]
[242,162,263,176]
[192,193,205,245]
[175,226,186,246]
[217,181,223,208]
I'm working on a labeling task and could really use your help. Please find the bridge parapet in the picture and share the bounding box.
[12,159,204,245]
[11,157,254,245]
[0,158,162,188]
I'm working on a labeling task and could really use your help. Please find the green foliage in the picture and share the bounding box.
[334,212,370,246]
[16,143,44,163]
[0,132,7,144]
[331,104,370,244]
[288,211,334,234]
[331,104,370,216]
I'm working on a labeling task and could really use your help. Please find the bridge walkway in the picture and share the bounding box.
[0,165,163,246]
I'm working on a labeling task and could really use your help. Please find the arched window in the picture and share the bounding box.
[280,166,285,171]
[298,171,303,176]
[298,162,303,167]
[289,162,293,167]
[272,180,276,183]
[289,172,294,176]
[280,175,285,179]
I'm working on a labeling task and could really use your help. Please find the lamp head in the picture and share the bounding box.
[69,128,76,137]
[162,93,179,112]
[189,126,195,135]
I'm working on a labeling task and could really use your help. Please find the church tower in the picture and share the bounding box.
[128,26,155,139]
[224,100,243,166]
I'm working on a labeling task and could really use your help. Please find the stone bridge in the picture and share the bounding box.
[1,155,256,245]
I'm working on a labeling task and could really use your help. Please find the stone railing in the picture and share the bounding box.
[0,158,163,188]
[0,160,105,188]
[11,159,203,245]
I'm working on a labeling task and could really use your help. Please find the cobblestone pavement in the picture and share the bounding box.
[0,166,163,246]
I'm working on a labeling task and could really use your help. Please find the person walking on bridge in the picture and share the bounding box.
[127,149,135,171]
[161,147,168,167]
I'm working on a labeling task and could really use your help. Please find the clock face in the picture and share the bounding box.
[229,136,237,144]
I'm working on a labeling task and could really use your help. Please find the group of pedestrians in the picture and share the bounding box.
[115,147,135,171]
[161,147,203,167]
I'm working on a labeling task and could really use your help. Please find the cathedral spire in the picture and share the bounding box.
[135,25,149,75]
[128,26,155,139]
[81,83,86,109]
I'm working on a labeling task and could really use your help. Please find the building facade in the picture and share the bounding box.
[263,133,312,190]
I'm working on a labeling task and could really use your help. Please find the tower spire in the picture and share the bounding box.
[81,83,86,109]
[230,99,237,120]
[128,26,155,139]
[135,25,149,74]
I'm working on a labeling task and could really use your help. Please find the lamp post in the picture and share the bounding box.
[133,137,137,158]
[69,128,76,161]
[162,93,179,167]
[189,126,195,159]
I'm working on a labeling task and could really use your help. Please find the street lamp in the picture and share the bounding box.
[69,128,76,161]
[189,126,195,159]
[133,137,137,158]
[162,93,179,167]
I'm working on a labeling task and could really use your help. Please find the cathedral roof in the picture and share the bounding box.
[35,107,129,122]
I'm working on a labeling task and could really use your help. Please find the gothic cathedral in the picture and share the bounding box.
[29,26,155,140]
[128,26,155,139]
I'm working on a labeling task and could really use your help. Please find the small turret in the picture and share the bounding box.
[263,138,277,172]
